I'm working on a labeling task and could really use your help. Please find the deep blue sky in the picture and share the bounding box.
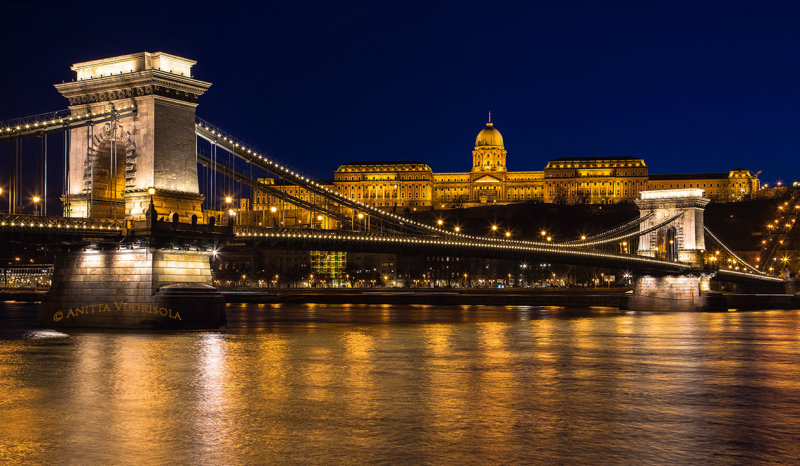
[2,1,799,184]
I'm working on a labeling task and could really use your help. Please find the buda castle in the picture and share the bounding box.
[254,117,760,216]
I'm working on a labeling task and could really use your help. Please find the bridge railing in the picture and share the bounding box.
[231,225,696,273]
[0,214,124,232]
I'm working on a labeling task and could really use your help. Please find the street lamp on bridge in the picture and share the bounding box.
[357,212,368,231]
[32,195,41,216]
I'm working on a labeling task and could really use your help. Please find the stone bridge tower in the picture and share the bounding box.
[54,52,211,221]
[625,188,717,312]
[635,188,709,266]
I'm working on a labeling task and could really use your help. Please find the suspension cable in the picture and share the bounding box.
[0,106,136,141]
[560,212,654,244]
[704,225,762,274]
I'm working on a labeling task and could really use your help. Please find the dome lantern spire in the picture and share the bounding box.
[474,116,503,147]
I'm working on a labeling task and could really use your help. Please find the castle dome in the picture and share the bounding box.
[475,120,504,147]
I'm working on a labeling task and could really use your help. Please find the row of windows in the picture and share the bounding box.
[548,189,640,197]
[651,182,736,189]
[547,171,647,178]
[547,181,647,188]
[345,192,428,199]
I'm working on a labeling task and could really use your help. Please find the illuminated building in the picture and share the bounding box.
[252,117,761,214]
[543,156,648,204]
[309,251,347,286]
[647,170,760,202]
[334,161,433,210]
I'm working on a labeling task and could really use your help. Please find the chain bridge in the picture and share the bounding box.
[0,52,787,328]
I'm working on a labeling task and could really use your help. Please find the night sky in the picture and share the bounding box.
[2,1,799,185]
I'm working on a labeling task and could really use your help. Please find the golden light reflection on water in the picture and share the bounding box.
[193,333,231,462]
[421,324,470,446]
[2,306,800,463]
[0,341,47,461]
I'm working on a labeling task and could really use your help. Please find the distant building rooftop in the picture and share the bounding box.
[549,156,644,162]
[337,161,432,172]
[339,161,426,166]
[649,173,729,180]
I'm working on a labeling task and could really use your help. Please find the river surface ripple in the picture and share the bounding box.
[1,302,800,464]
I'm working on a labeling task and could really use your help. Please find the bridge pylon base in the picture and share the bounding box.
[622,274,725,312]
[40,247,225,329]
[125,189,205,223]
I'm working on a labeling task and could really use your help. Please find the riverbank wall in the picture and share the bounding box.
[3,288,799,311]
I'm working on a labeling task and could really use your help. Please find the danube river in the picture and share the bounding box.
[2,302,800,463]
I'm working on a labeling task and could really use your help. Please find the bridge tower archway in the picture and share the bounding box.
[72,122,136,218]
[635,189,709,266]
[655,226,678,261]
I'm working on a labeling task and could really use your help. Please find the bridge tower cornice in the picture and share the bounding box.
[634,197,710,211]
[54,70,212,106]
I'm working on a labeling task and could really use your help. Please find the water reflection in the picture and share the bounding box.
[1,303,800,463]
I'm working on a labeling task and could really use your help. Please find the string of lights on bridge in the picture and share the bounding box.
[0,105,137,138]
[0,214,124,232]
[231,226,694,271]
